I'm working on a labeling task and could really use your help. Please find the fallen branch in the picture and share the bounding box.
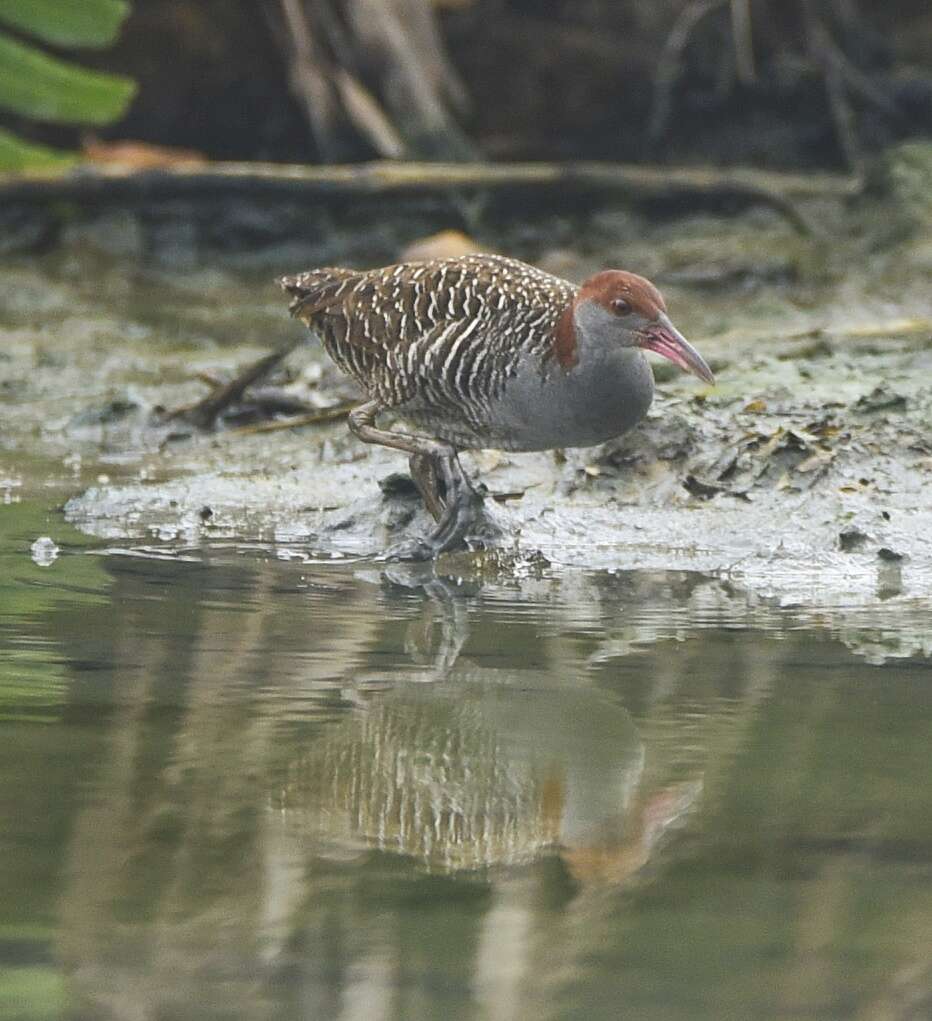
[165,340,302,430]
[0,159,860,233]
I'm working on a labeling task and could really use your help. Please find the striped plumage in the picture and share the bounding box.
[282,254,575,449]
[279,253,713,558]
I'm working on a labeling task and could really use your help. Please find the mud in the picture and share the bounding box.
[3,149,932,611]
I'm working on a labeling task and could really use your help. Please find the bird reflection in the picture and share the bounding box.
[385,563,473,680]
[279,560,703,886]
[52,554,774,1020]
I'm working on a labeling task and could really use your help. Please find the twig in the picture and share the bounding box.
[831,0,860,32]
[272,0,473,160]
[819,31,903,121]
[702,317,932,352]
[824,43,862,172]
[650,0,728,145]
[400,0,472,118]
[827,318,932,340]
[730,0,756,84]
[343,0,476,159]
[308,0,408,158]
[278,0,344,161]
[333,69,406,159]
[799,0,899,173]
[242,388,320,416]
[225,403,354,436]
[194,371,226,389]
[806,18,863,172]
[167,340,301,429]
[310,0,352,65]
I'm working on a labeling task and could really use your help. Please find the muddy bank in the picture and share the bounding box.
[60,361,932,605]
[2,151,931,608]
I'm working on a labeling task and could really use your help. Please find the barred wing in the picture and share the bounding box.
[281,254,576,410]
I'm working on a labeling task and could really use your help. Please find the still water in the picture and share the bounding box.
[1,505,931,1021]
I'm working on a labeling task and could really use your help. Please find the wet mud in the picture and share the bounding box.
[3,145,932,609]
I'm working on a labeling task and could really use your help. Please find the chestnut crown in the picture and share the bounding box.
[578,270,667,322]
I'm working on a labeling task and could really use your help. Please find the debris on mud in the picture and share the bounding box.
[156,340,359,435]
[3,171,932,606]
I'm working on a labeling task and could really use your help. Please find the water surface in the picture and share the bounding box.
[2,504,931,1021]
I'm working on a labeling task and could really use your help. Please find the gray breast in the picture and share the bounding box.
[473,347,655,452]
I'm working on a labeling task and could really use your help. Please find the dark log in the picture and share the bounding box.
[0,159,860,233]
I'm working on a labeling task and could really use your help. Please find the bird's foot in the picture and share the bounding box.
[426,483,486,554]
[379,482,487,561]
[379,537,437,562]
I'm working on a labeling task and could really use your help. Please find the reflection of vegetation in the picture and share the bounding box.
[0,504,109,615]
[0,503,109,722]
[0,966,64,1021]
[2,551,931,1018]
[0,0,135,169]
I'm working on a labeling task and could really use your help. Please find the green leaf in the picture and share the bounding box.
[0,966,65,1021]
[0,0,130,48]
[0,126,74,170]
[0,32,135,124]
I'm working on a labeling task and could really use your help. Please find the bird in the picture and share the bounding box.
[280,253,713,560]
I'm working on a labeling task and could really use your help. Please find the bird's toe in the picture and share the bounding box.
[379,537,437,563]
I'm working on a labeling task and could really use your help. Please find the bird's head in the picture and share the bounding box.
[557,270,714,384]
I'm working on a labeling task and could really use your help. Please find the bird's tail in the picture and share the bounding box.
[279,267,359,322]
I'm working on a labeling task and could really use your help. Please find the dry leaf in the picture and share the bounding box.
[796,449,835,473]
[400,230,483,262]
[474,449,504,472]
[83,136,207,169]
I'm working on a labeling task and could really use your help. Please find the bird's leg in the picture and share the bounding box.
[348,400,483,559]
[408,453,445,522]
[425,456,486,555]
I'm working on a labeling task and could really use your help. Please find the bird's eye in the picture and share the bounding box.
[611,298,632,316]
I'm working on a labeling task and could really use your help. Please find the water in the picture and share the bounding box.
[2,240,932,1019]
[2,505,931,1021]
